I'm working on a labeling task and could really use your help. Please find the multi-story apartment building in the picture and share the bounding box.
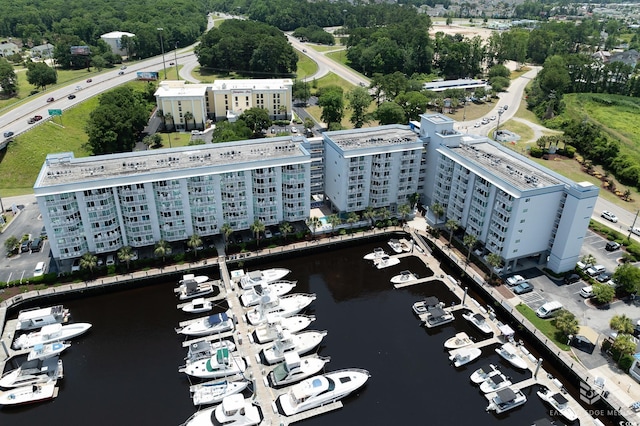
[34,138,311,263]
[35,110,597,274]
[154,79,293,130]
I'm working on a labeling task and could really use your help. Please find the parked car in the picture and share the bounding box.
[513,282,534,295]
[47,97,54,102]
[264,229,273,239]
[3,131,14,138]
[30,237,43,252]
[20,239,32,253]
[474,122,481,128]
[580,286,594,298]
[506,274,526,287]
[596,272,613,283]
[106,254,115,266]
[34,261,46,277]
[586,264,606,277]
[564,273,581,284]
[71,259,81,272]
[605,241,621,251]
[601,210,618,223]
[130,250,138,261]
[535,301,563,318]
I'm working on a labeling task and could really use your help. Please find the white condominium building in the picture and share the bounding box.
[418,113,599,273]
[34,138,311,261]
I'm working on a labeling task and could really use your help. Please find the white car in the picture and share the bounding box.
[291,127,298,133]
[579,286,593,298]
[506,274,526,287]
[601,210,618,223]
[474,122,481,128]
[630,227,640,236]
[264,229,273,239]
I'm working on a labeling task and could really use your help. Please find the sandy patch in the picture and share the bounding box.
[430,24,495,42]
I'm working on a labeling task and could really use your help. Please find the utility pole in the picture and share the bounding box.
[174,42,179,80]
[628,210,639,240]
[157,28,167,79]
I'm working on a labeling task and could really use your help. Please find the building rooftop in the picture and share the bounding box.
[36,137,309,189]
[211,79,293,91]
[155,81,208,98]
[100,31,135,39]
[423,78,487,92]
[448,141,563,191]
[326,126,419,151]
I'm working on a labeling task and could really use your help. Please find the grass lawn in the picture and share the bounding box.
[515,303,570,351]
[325,50,348,66]
[295,54,318,80]
[308,44,342,53]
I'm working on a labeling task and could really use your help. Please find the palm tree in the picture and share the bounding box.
[154,239,170,263]
[328,214,341,235]
[250,219,265,247]
[79,252,98,274]
[307,216,321,239]
[164,112,174,131]
[445,219,459,247]
[486,252,502,282]
[398,204,411,225]
[118,246,134,270]
[221,223,233,250]
[463,233,477,264]
[610,314,634,334]
[183,111,194,131]
[431,203,445,225]
[158,109,165,129]
[378,207,391,228]
[187,233,202,259]
[408,193,420,210]
[363,207,376,228]
[346,212,360,232]
[279,221,293,241]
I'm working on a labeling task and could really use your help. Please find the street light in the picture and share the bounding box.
[157,28,167,79]
[495,109,503,141]
[174,42,179,80]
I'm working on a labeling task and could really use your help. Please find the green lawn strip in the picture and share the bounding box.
[515,303,570,351]
[295,54,318,80]
[325,51,349,66]
[308,44,341,53]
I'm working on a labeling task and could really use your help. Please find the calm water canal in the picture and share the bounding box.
[1,239,586,425]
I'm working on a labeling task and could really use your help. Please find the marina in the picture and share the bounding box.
[0,230,628,424]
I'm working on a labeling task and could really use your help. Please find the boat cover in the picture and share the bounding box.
[473,313,486,322]
[429,307,446,318]
[551,393,568,405]
[207,313,228,325]
[496,388,516,402]
[422,296,440,307]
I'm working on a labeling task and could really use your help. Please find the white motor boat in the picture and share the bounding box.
[462,312,493,335]
[0,357,63,389]
[479,370,512,393]
[185,340,237,363]
[398,238,413,252]
[374,254,400,269]
[182,298,213,315]
[486,387,527,413]
[262,330,327,365]
[184,394,262,426]
[470,364,498,384]
[495,343,528,370]
[239,268,290,290]
[424,306,454,328]
[448,347,481,367]
[13,323,92,350]
[175,274,216,300]
[363,247,386,260]
[176,312,234,337]
[388,239,403,254]
[390,270,418,285]
[0,381,59,406]
[537,387,578,422]
[278,369,370,416]
[180,348,246,379]
[240,281,296,307]
[190,379,249,406]
[254,315,315,344]
[27,342,70,361]
[15,305,70,331]
[246,293,316,326]
[444,332,473,349]
[268,353,331,387]
[412,296,441,316]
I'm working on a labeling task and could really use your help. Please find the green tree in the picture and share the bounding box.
[612,334,636,360]
[554,310,579,338]
[318,86,344,129]
[431,203,445,225]
[463,233,477,264]
[613,263,640,294]
[610,314,635,335]
[293,81,311,104]
[250,219,265,246]
[397,204,411,224]
[79,252,97,274]
[240,108,272,137]
[183,111,194,131]
[307,216,321,239]
[91,55,107,71]
[346,86,371,128]
[0,58,18,96]
[408,193,420,209]
[363,206,377,227]
[328,214,341,235]
[279,221,293,241]
[346,212,360,231]
[212,120,253,143]
[593,282,615,304]
[117,246,134,270]
[375,101,405,125]
[26,61,57,90]
[580,254,596,268]
[4,236,18,254]
[486,252,502,282]
[221,223,233,250]
[445,219,459,247]
[187,234,202,259]
[154,239,171,263]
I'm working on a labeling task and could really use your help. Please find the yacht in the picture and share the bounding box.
[238,268,290,290]
[486,387,527,413]
[0,357,63,389]
[449,347,481,367]
[388,239,403,254]
[462,312,493,335]
[0,381,59,406]
[175,274,216,300]
[470,364,498,384]
[363,247,386,260]
[268,353,331,387]
[374,254,400,269]
[185,340,237,363]
[479,370,512,393]
[537,387,578,422]
[190,379,249,406]
[176,312,234,337]
[262,330,327,365]
[183,394,262,426]
[495,343,528,370]
[444,332,473,349]
[254,315,315,344]
[15,305,70,331]
[240,281,296,307]
[13,323,92,350]
[180,348,246,379]
[182,298,213,315]
[277,369,371,416]
[246,293,316,326]
[390,270,419,285]
[27,342,71,361]
[424,306,454,328]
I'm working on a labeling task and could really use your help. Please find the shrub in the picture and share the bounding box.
[530,146,544,158]
[619,353,635,372]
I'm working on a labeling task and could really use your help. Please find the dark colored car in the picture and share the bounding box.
[30,237,43,252]
[86,78,93,83]
[47,97,54,102]
[564,273,580,284]
[68,94,76,100]
[20,239,32,253]
[33,115,42,121]
[512,281,534,295]
[3,131,14,138]
[597,272,613,283]
[605,241,621,251]
[118,71,125,75]
[28,118,36,124]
